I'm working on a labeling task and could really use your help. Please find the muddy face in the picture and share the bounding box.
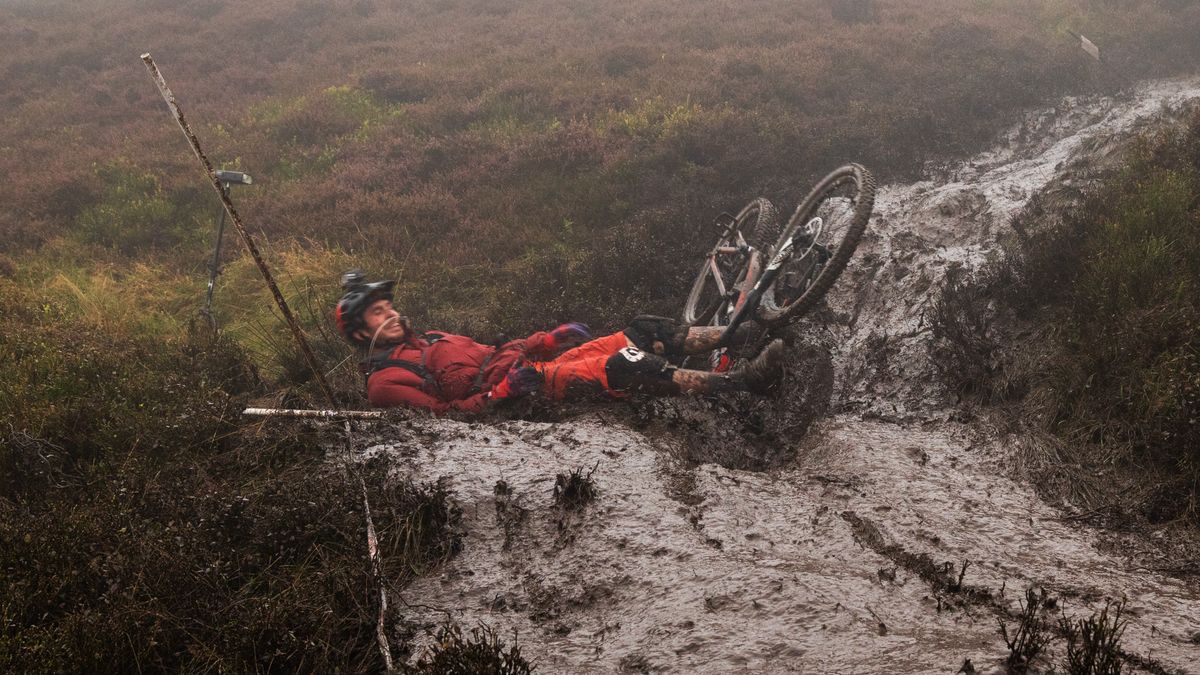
[357,298,409,346]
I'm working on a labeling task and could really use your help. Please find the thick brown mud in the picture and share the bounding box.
[360,76,1200,673]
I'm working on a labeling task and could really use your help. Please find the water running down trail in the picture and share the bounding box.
[366,77,1200,673]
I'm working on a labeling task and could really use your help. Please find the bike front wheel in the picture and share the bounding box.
[758,164,875,324]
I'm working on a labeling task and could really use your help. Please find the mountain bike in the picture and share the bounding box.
[681,163,876,369]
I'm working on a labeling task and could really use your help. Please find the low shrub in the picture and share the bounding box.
[1060,600,1127,675]
[406,621,532,675]
[72,160,206,257]
[999,588,1053,673]
[0,284,462,671]
[933,108,1200,518]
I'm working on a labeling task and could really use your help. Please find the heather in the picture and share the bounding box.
[3,0,1200,669]
[933,108,1200,520]
[0,278,463,670]
[2,0,1199,335]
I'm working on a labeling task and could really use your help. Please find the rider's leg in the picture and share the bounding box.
[530,330,631,398]
[527,332,639,400]
[528,331,785,399]
[550,332,630,364]
[624,315,760,357]
[533,354,611,399]
[623,315,688,355]
[604,340,785,395]
[677,323,761,356]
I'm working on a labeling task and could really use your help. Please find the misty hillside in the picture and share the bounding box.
[2,0,1200,672]
[2,0,1198,338]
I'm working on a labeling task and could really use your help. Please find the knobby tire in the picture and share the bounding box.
[681,197,778,326]
[758,163,875,324]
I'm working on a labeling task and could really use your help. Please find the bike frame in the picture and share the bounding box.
[708,217,826,349]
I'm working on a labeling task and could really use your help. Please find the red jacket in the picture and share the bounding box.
[366,331,556,413]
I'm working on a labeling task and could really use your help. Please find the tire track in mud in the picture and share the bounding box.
[364,76,1200,673]
[840,511,993,609]
[840,510,1176,675]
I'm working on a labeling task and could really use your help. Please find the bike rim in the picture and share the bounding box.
[760,166,872,319]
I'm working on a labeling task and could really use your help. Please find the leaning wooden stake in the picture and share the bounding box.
[140,52,336,407]
[142,54,394,670]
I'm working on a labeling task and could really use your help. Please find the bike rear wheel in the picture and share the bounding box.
[757,164,875,324]
[681,197,778,327]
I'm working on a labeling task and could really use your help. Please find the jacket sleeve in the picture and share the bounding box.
[522,331,555,359]
[367,370,490,414]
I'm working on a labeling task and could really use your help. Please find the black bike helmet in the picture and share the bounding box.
[334,269,396,344]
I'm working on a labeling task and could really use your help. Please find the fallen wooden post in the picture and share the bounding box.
[242,407,386,420]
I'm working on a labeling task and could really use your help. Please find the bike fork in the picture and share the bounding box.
[714,249,762,346]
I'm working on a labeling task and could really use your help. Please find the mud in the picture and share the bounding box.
[358,76,1200,672]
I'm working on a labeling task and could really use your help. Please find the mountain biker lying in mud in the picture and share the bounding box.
[334,271,785,414]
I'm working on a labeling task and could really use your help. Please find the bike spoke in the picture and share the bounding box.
[816,196,855,238]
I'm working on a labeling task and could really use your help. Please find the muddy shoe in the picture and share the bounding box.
[732,338,786,394]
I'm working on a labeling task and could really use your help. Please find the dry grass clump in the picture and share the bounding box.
[553,464,599,510]
[405,622,533,675]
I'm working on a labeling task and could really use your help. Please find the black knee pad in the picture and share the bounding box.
[604,347,676,391]
[623,315,686,354]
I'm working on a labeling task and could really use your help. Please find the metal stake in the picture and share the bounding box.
[201,183,230,328]
[202,170,253,328]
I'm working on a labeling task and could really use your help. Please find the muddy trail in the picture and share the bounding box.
[359,77,1200,673]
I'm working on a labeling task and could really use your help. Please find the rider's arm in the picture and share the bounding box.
[520,332,554,359]
[367,371,489,414]
[525,323,592,359]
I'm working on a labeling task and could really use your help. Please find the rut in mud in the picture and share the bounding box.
[360,77,1200,673]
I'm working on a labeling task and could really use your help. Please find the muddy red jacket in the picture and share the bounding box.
[365,330,555,413]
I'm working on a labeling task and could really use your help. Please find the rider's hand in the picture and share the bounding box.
[549,322,591,350]
[488,365,543,401]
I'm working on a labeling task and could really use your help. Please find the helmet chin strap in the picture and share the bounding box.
[367,315,400,358]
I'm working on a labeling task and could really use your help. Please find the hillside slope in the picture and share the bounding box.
[375,77,1200,673]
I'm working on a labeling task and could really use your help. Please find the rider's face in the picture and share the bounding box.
[358,298,408,345]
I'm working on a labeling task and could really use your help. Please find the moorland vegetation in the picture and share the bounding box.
[935,108,1200,523]
[2,0,1199,669]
